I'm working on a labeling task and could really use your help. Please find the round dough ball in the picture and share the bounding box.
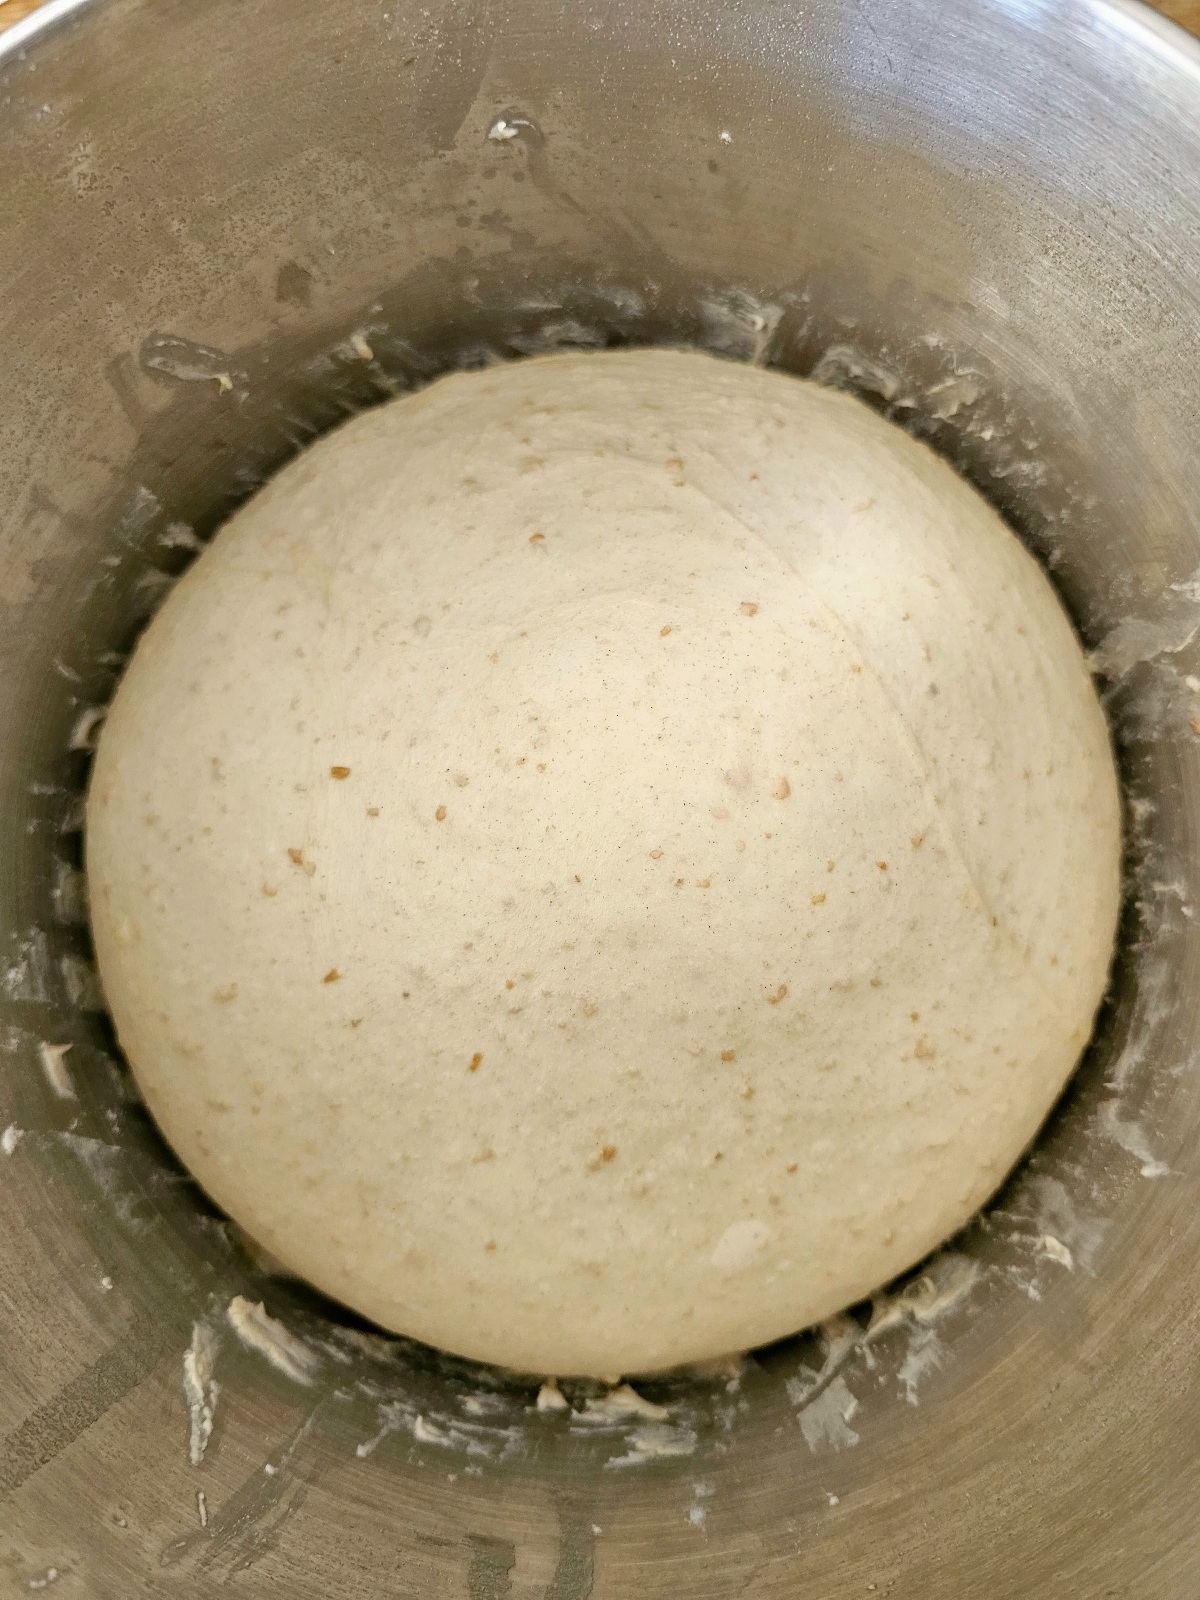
[87,348,1121,1377]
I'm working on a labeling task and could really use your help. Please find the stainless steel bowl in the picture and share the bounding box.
[4,0,1200,1592]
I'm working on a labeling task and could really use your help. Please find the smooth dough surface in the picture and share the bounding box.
[87,348,1122,1376]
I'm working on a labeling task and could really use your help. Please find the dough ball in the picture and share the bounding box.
[87,348,1121,1376]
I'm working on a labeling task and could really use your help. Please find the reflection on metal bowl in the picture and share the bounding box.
[2,0,1200,1593]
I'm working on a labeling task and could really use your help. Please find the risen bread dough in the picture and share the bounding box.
[87,349,1121,1376]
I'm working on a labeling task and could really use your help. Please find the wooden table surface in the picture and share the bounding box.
[1,0,1198,29]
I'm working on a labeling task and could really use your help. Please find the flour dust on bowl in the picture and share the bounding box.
[2,0,1200,1594]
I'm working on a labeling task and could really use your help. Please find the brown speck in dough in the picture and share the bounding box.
[660,625,672,637]
[910,834,925,849]
[469,1052,483,1072]
[367,806,381,818]
[262,883,277,897]
[582,1002,598,1018]
[1191,717,1200,735]
[827,860,836,872]
[739,601,759,617]
[435,805,447,821]
[675,877,686,887]
[588,1144,618,1170]
[786,1162,798,1173]
[529,531,545,545]
[869,977,882,988]
[323,968,342,984]
[472,1147,494,1164]
[853,497,877,513]
[877,860,888,871]
[740,1084,755,1100]
[574,874,582,884]
[649,848,664,859]
[349,1017,363,1028]
[851,664,863,674]
[696,878,711,889]
[413,615,432,637]
[506,979,515,990]
[811,892,826,905]
[485,1239,497,1251]
[910,1011,920,1022]
[537,763,547,772]
[213,984,238,1003]
[453,773,470,788]
[710,805,730,821]
[767,984,788,1006]
[914,1037,936,1060]
[287,847,317,877]
[720,1048,736,1062]
[713,1151,724,1162]
[211,756,225,782]
[330,765,351,780]
[769,1193,781,1206]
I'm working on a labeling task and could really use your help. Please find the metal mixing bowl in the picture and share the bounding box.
[3,0,1200,1593]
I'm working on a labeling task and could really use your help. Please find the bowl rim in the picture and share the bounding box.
[0,0,91,59]
[4,0,1200,79]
